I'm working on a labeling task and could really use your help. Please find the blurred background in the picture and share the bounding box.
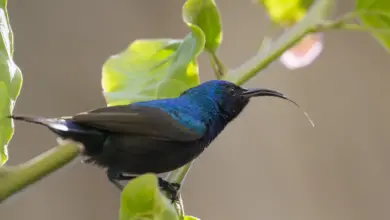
[2,0,390,220]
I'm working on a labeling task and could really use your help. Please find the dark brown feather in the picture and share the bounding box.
[70,105,202,141]
[85,133,203,174]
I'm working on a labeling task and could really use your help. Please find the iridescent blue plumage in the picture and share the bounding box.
[9,80,295,201]
[134,99,208,135]
[134,80,248,139]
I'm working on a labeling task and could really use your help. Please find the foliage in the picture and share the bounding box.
[0,0,22,165]
[1,0,390,220]
[182,0,222,53]
[102,38,202,106]
[259,0,314,25]
[355,0,390,51]
[119,174,179,220]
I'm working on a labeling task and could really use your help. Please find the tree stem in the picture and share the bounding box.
[223,0,334,85]
[209,51,226,79]
[165,161,193,218]
[0,142,82,203]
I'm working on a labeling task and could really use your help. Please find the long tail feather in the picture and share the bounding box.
[8,115,54,127]
[9,114,92,134]
[9,114,106,155]
[8,115,76,133]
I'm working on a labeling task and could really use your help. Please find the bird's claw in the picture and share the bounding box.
[106,168,126,190]
[158,179,181,203]
[106,168,180,202]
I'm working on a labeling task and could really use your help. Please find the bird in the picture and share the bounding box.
[8,80,302,201]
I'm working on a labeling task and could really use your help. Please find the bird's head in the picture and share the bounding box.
[180,80,298,119]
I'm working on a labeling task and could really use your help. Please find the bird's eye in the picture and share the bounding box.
[228,88,235,95]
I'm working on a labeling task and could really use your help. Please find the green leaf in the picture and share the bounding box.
[183,216,200,220]
[355,0,390,51]
[0,0,23,166]
[119,174,179,220]
[183,0,222,52]
[102,31,204,106]
[258,0,314,25]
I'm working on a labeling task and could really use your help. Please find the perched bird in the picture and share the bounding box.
[9,80,300,200]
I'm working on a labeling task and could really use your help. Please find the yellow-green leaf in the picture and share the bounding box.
[258,0,314,26]
[119,174,179,220]
[0,0,23,166]
[183,0,222,52]
[102,32,204,106]
[356,0,390,51]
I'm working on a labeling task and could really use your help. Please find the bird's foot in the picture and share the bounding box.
[158,179,181,203]
[106,168,127,190]
[106,168,181,202]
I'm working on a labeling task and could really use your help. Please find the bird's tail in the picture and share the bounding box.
[8,114,99,135]
[8,115,55,126]
[8,115,70,139]
[8,115,106,155]
[7,115,73,133]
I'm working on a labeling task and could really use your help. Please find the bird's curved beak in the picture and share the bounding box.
[241,88,299,107]
[241,88,315,127]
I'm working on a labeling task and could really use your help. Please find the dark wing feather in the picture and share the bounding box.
[70,105,203,141]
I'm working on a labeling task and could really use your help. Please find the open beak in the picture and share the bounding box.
[241,88,299,108]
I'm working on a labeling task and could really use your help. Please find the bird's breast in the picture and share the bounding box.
[84,133,207,174]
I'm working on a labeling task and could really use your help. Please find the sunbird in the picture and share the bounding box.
[9,80,305,200]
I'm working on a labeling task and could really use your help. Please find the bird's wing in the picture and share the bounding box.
[70,105,204,141]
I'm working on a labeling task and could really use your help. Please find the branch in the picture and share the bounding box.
[209,52,226,79]
[223,0,334,85]
[165,160,193,217]
[0,142,82,202]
